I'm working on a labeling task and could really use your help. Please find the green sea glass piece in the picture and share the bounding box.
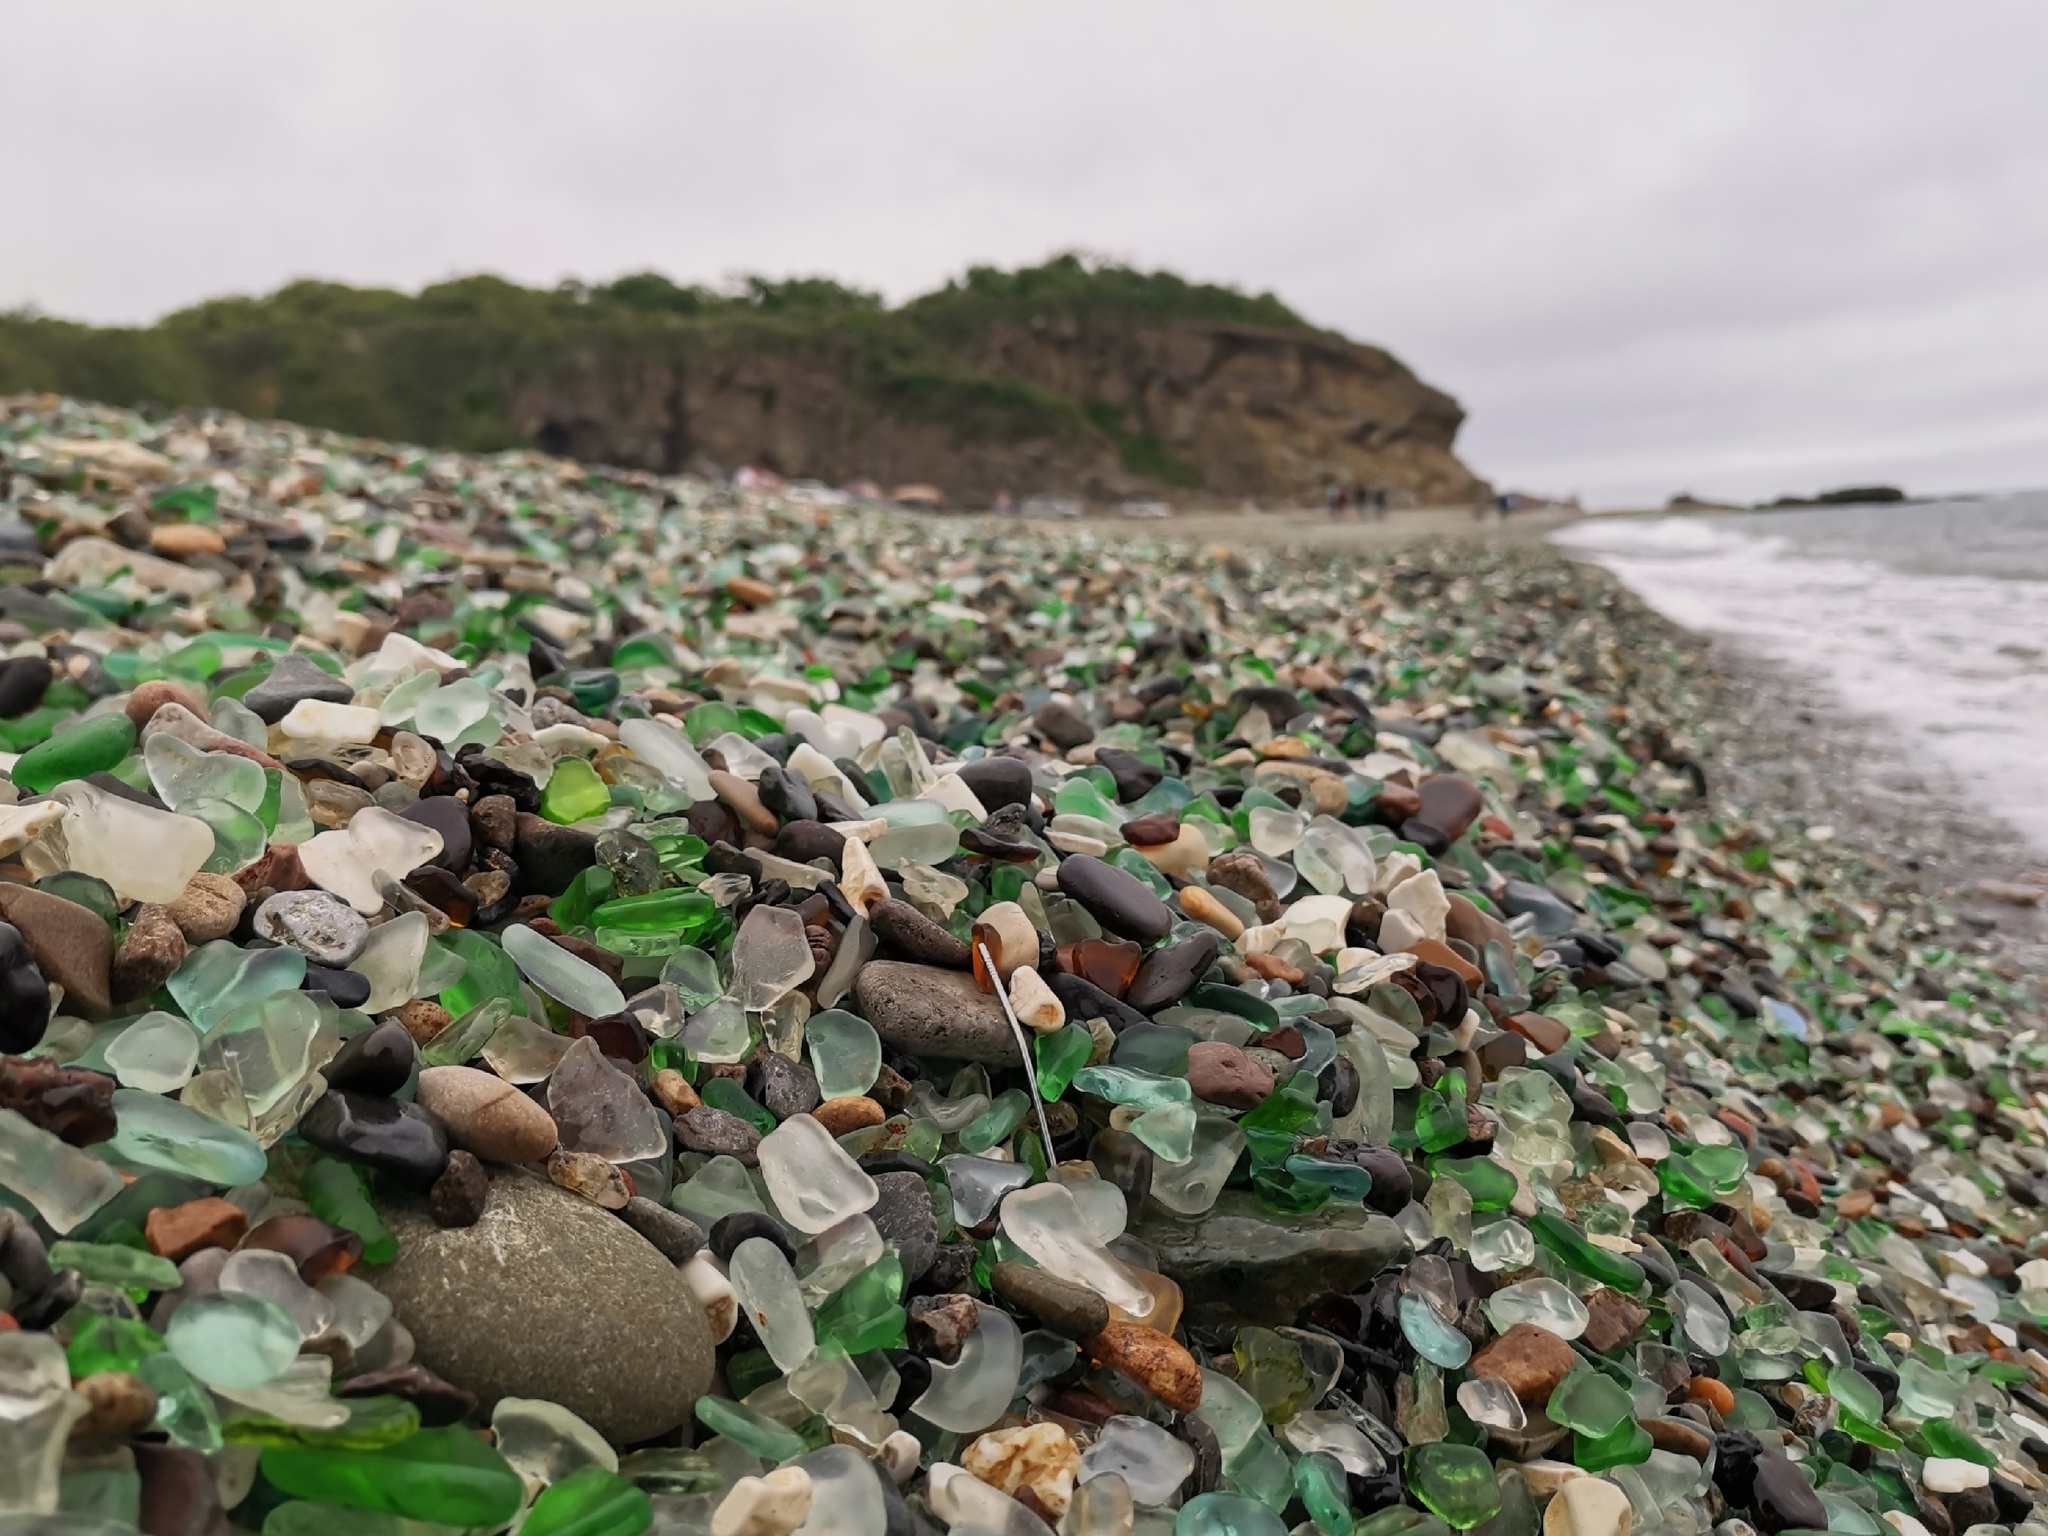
[1035,1025,1094,1101]
[12,711,137,794]
[1294,1450,1353,1536]
[1410,1089,1469,1154]
[1430,1155,1515,1212]
[440,928,523,1016]
[814,1252,906,1356]
[693,1394,807,1462]
[1233,1327,1314,1425]
[108,1089,269,1186]
[1176,1491,1290,1536]
[301,1158,400,1265]
[166,1293,301,1389]
[1131,1100,1197,1162]
[139,1351,223,1451]
[1405,1443,1501,1530]
[66,1315,165,1378]
[700,1076,776,1135]
[522,1465,654,1536]
[51,1240,181,1294]
[1528,1211,1645,1293]
[1573,1417,1654,1471]
[260,1425,525,1527]
[960,1089,1032,1153]
[1547,1367,1634,1436]
[1398,1293,1472,1369]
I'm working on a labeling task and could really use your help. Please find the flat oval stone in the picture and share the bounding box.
[1055,856,1173,944]
[1125,931,1220,1013]
[850,962,1023,1066]
[868,898,971,969]
[773,820,845,864]
[369,1169,714,1443]
[414,1066,560,1165]
[955,756,1034,812]
[0,883,114,1020]
[991,1260,1110,1341]
[677,1105,764,1164]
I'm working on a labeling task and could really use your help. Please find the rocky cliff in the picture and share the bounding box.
[507,316,1484,507]
[0,258,1489,507]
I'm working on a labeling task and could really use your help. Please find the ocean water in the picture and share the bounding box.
[1553,492,2048,851]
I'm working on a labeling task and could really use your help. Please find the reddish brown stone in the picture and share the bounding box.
[1186,1041,1276,1110]
[122,679,207,728]
[1262,1025,1307,1060]
[1446,893,1513,953]
[1643,1415,1714,1459]
[233,842,309,896]
[145,1197,249,1262]
[1580,1287,1651,1352]
[1374,781,1423,824]
[1469,1321,1578,1405]
[1243,952,1304,984]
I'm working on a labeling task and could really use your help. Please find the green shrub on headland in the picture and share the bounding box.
[0,254,1314,467]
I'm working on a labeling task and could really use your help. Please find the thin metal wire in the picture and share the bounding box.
[978,941,1059,1169]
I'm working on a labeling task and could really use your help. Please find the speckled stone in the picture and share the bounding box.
[851,961,1023,1066]
[369,1169,714,1442]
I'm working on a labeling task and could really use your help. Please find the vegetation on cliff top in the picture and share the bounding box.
[0,255,1315,478]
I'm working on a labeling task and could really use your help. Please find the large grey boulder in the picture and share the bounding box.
[368,1169,713,1443]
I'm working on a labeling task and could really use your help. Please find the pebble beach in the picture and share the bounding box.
[1,393,2046,1536]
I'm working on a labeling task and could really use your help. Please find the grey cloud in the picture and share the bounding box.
[3,0,2044,506]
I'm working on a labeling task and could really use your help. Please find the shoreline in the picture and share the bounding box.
[1644,601,2048,986]
[1122,508,2048,1002]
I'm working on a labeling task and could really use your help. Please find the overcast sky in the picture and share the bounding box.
[5,2,2045,507]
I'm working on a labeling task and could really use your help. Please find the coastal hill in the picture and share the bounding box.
[0,256,1488,508]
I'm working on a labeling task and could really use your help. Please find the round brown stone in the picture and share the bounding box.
[1469,1321,1578,1404]
[813,1095,887,1135]
[164,873,247,944]
[1185,1041,1275,1110]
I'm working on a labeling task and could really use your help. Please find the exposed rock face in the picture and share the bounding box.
[504,318,1486,508]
